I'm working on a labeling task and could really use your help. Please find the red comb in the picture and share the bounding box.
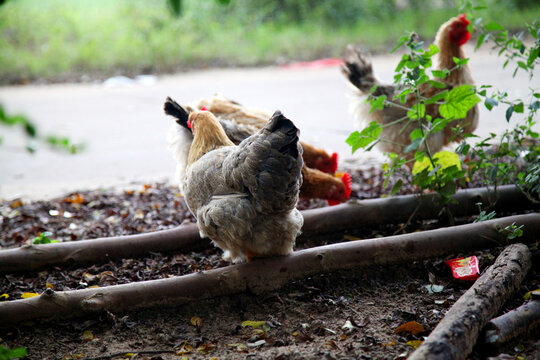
[458,14,469,25]
[187,118,192,129]
[200,106,208,111]
[341,172,352,199]
[327,199,340,206]
[331,153,339,174]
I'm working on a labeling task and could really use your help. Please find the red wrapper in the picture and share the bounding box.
[445,256,480,281]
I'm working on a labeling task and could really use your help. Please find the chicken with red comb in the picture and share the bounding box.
[165,95,352,205]
[342,14,478,161]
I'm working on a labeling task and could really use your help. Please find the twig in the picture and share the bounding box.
[83,349,176,360]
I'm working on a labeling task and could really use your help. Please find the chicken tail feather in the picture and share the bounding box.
[266,110,301,159]
[164,96,190,130]
[341,45,394,97]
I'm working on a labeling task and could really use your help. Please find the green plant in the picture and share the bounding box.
[347,2,539,208]
[499,222,524,239]
[346,32,478,203]
[32,231,59,244]
[0,104,84,154]
[0,345,27,360]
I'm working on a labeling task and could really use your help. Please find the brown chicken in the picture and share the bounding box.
[181,109,304,263]
[196,94,340,174]
[341,14,478,159]
[166,96,351,205]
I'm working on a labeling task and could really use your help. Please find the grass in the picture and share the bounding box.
[0,0,539,84]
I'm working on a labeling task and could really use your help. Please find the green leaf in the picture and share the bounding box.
[412,151,461,175]
[403,138,422,153]
[425,91,448,105]
[346,122,383,153]
[513,102,524,113]
[391,179,403,195]
[439,85,481,119]
[24,122,37,137]
[505,106,514,122]
[167,0,182,16]
[476,33,486,50]
[428,80,447,89]
[369,95,387,113]
[485,21,504,31]
[407,103,425,120]
[431,70,448,79]
[410,128,423,141]
[484,97,498,111]
[0,345,28,359]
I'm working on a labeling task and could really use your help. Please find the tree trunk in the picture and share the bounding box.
[480,296,540,356]
[0,213,537,328]
[0,185,534,273]
[408,243,532,360]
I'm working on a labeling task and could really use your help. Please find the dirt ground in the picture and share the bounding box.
[1,166,539,360]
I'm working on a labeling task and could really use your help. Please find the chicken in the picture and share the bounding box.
[341,14,478,160]
[181,108,304,263]
[165,96,351,205]
[196,94,340,174]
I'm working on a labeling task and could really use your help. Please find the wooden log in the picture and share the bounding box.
[408,243,532,360]
[0,185,535,273]
[0,224,211,273]
[0,213,537,328]
[480,293,540,355]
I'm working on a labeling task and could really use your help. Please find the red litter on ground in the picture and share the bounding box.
[445,256,480,281]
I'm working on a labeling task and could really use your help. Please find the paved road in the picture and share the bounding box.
[0,46,537,199]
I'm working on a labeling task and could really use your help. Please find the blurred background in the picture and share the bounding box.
[0,0,538,199]
[0,0,538,83]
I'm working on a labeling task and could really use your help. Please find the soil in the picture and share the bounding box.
[0,166,539,360]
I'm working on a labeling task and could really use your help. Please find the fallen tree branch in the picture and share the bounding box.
[408,243,532,360]
[0,185,535,273]
[0,213,538,328]
[480,293,540,356]
[301,184,537,236]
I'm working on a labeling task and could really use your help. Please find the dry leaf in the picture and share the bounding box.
[196,343,216,354]
[10,199,23,208]
[63,193,85,204]
[175,341,193,355]
[325,340,340,350]
[241,320,266,328]
[523,289,540,300]
[226,343,248,352]
[407,340,424,349]
[21,292,39,299]
[81,330,95,343]
[46,282,54,289]
[191,316,202,328]
[0,294,9,300]
[394,321,425,335]
[383,341,396,346]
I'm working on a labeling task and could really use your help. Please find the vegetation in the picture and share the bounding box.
[347,1,539,213]
[0,104,83,153]
[0,0,539,83]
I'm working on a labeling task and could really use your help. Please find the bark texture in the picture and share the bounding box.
[0,214,538,328]
[409,243,532,360]
[0,185,535,273]
[481,297,540,355]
